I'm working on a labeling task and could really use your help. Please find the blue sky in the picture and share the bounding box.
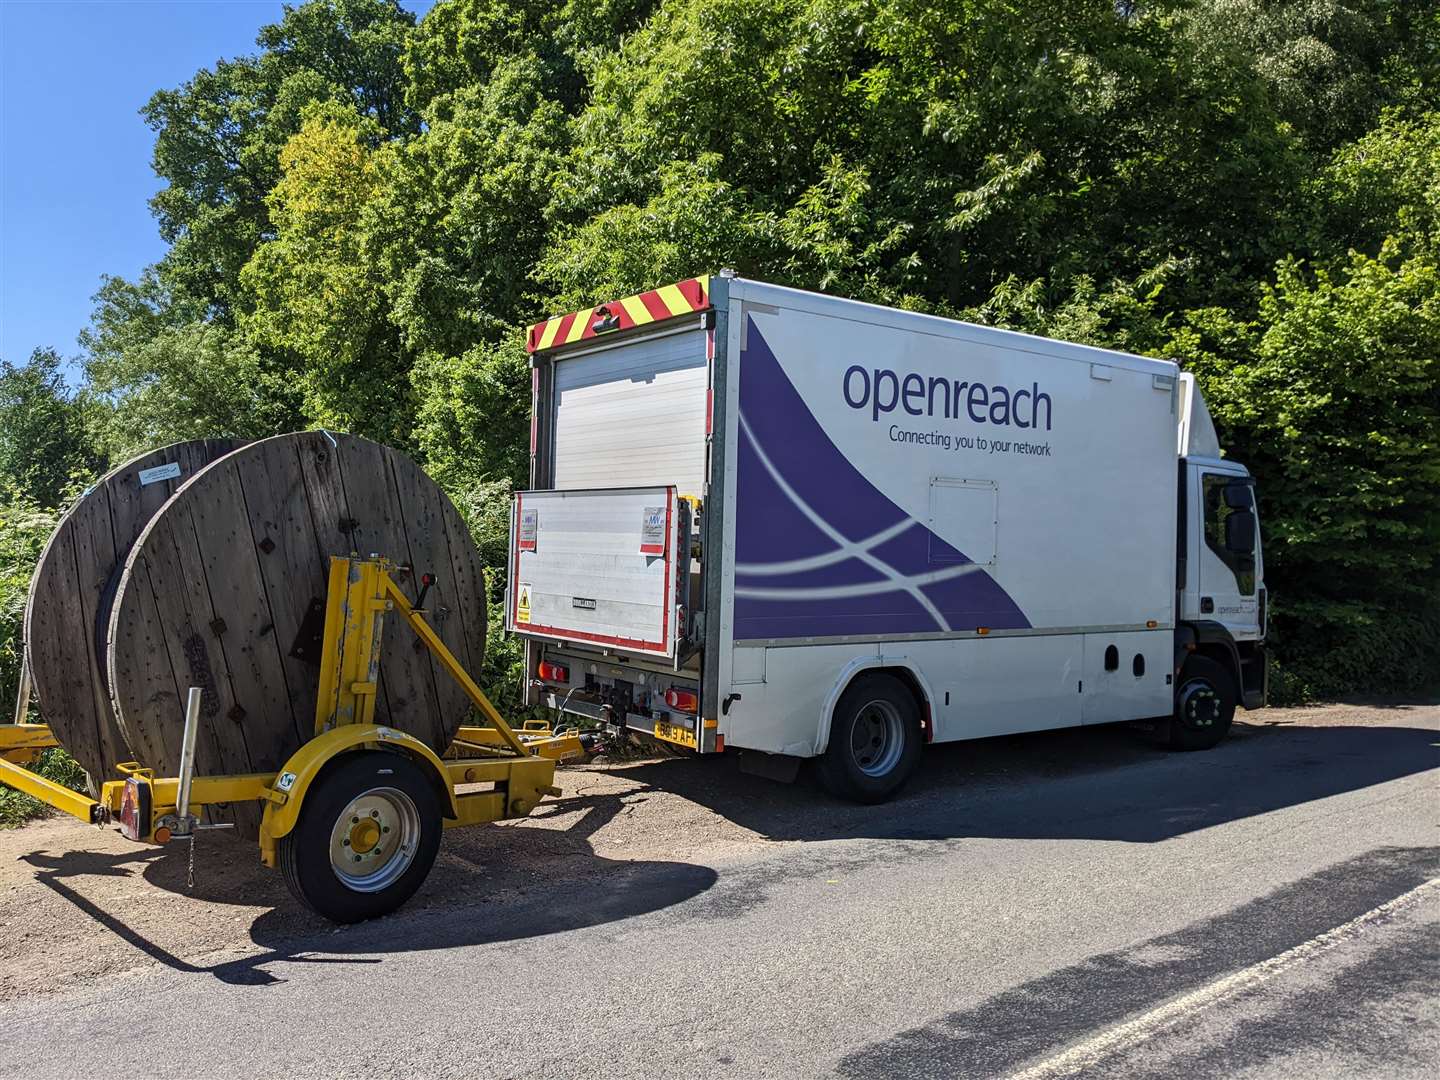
[0,0,432,378]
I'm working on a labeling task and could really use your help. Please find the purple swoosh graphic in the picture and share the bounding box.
[734,317,1030,640]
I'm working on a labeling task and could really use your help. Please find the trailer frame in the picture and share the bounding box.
[1,554,579,920]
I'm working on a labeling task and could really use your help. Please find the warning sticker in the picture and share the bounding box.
[517,583,533,623]
[640,506,667,556]
[518,508,538,552]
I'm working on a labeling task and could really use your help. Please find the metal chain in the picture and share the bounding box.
[186,836,196,890]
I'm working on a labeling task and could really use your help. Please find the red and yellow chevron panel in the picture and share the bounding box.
[526,275,711,353]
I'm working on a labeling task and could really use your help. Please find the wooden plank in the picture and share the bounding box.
[109,553,243,831]
[23,440,243,782]
[185,461,303,771]
[385,447,490,730]
[335,435,444,737]
[294,431,394,723]
[241,436,328,742]
[106,433,487,836]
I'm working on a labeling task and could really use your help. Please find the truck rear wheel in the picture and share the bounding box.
[278,750,443,923]
[1170,656,1236,752]
[818,674,922,803]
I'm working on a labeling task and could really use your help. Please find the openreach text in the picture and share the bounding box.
[843,365,1054,430]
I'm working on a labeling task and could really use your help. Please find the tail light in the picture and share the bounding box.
[119,777,151,842]
[538,661,569,683]
[664,688,698,713]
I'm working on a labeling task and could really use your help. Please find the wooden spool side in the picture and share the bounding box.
[105,432,489,833]
[22,440,244,782]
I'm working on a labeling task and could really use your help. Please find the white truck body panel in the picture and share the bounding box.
[507,486,680,659]
[711,280,1177,752]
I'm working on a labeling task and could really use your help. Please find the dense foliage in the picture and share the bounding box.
[3,0,1437,713]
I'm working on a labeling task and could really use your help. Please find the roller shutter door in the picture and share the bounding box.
[551,328,708,494]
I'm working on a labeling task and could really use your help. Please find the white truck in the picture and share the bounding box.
[507,273,1267,800]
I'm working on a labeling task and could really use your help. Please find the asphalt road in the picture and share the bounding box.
[0,704,1436,1079]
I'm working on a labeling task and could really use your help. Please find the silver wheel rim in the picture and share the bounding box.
[328,786,420,893]
[850,699,904,778]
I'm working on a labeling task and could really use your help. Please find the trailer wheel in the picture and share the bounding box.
[1170,656,1236,752]
[278,750,442,923]
[818,674,922,803]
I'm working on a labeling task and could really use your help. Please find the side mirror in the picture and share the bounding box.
[1226,509,1255,553]
[1224,482,1252,509]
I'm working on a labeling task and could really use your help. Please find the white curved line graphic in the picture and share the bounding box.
[734,561,984,601]
[733,518,913,576]
[737,412,950,631]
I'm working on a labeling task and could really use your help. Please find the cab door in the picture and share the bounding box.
[1191,466,1263,641]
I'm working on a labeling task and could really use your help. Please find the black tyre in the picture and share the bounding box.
[817,674,923,803]
[1170,655,1236,751]
[278,750,443,923]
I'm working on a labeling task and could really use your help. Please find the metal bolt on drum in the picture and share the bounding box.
[851,699,906,778]
[329,787,421,892]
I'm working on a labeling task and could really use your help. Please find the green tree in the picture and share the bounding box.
[1323,109,1440,260]
[553,0,1313,313]
[0,492,55,715]
[0,349,101,507]
[240,101,411,441]
[83,272,302,457]
[144,0,419,317]
[367,58,570,357]
[1174,244,1440,696]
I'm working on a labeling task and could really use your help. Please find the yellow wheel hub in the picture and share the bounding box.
[349,818,381,854]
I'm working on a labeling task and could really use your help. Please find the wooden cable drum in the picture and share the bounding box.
[105,432,487,835]
[23,439,245,783]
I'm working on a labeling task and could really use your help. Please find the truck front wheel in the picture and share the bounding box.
[278,750,443,923]
[818,675,922,803]
[1170,656,1236,752]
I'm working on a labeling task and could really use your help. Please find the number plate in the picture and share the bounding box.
[653,719,697,749]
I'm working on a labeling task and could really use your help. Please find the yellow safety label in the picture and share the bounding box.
[517,583,532,623]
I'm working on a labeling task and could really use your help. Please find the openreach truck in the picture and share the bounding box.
[509,272,1267,801]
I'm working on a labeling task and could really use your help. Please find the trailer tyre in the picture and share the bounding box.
[818,675,922,803]
[1170,656,1236,752]
[278,750,443,923]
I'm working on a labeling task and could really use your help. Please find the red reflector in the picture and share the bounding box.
[118,777,151,843]
[538,661,569,683]
[664,688,698,712]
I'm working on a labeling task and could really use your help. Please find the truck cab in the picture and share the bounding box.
[1176,374,1268,715]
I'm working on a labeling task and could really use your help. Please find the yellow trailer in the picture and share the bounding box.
[0,555,579,923]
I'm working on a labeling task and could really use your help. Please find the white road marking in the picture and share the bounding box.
[1009,876,1440,1080]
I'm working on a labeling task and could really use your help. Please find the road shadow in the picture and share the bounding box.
[606,718,1440,845]
[14,713,1434,988]
[18,788,714,987]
